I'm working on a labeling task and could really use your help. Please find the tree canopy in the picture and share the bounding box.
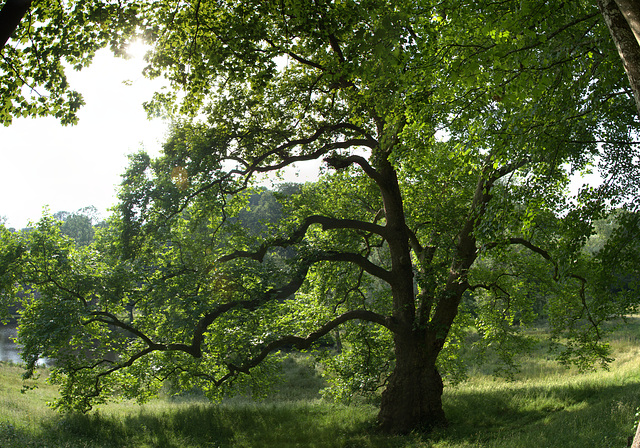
[1,0,640,435]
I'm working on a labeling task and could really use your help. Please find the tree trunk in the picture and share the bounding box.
[631,417,640,448]
[598,0,640,117]
[614,0,640,45]
[0,0,31,51]
[371,146,450,433]
[378,331,447,434]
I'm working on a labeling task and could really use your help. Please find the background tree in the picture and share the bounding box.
[1,0,640,435]
[58,207,100,247]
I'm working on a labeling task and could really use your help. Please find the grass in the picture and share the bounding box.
[0,319,639,447]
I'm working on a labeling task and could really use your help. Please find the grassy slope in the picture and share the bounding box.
[0,319,639,448]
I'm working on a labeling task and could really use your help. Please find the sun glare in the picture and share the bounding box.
[125,39,150,60]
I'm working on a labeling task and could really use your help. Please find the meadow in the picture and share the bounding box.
[1,319,639,448]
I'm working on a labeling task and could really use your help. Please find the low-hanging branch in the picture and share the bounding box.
[222,308,399,382]
[75,274,398,404]
[77,240,394,378]
[480,237,601,333]
[217,214,389,265]
[83,260,317,360]
[165,307,399,389]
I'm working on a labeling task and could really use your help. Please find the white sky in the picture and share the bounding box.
[0,43,167,230]
[0,44,320,230]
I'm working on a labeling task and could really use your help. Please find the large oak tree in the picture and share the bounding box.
[2,0,640,435]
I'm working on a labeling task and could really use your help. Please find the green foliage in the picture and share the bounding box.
[55,207,101,247]
[320,321,394,403]
[0,225,24,323]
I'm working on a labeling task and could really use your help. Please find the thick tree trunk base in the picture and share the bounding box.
[377,363,447,434]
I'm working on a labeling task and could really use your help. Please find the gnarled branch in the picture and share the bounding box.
[226,308,398,376]
[217,214,388,265]
[170,122,378,220]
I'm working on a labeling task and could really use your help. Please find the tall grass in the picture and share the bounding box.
[1,319,639,447]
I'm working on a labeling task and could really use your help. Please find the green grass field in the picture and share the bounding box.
[1,319,639,448]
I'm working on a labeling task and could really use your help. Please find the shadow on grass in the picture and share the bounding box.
[1,401,386,448]
[437,377,640,447]
[1,379,638,448]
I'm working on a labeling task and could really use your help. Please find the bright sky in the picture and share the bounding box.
[0,44,321,230]
[0,43,167,230]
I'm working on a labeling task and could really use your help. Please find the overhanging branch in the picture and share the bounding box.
[217,214,389,265]
[226,308,398,376]
[483,237,601,334]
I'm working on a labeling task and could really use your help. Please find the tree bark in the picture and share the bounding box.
[598,0,640,117]
[631,417,640,448]
[378,331,447,433]
[614,0,640,45]
[0,0,31,51]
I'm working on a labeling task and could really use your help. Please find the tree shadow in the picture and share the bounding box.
[2,401,376,448]
[1,378,638,447]
[433,378,640,447]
